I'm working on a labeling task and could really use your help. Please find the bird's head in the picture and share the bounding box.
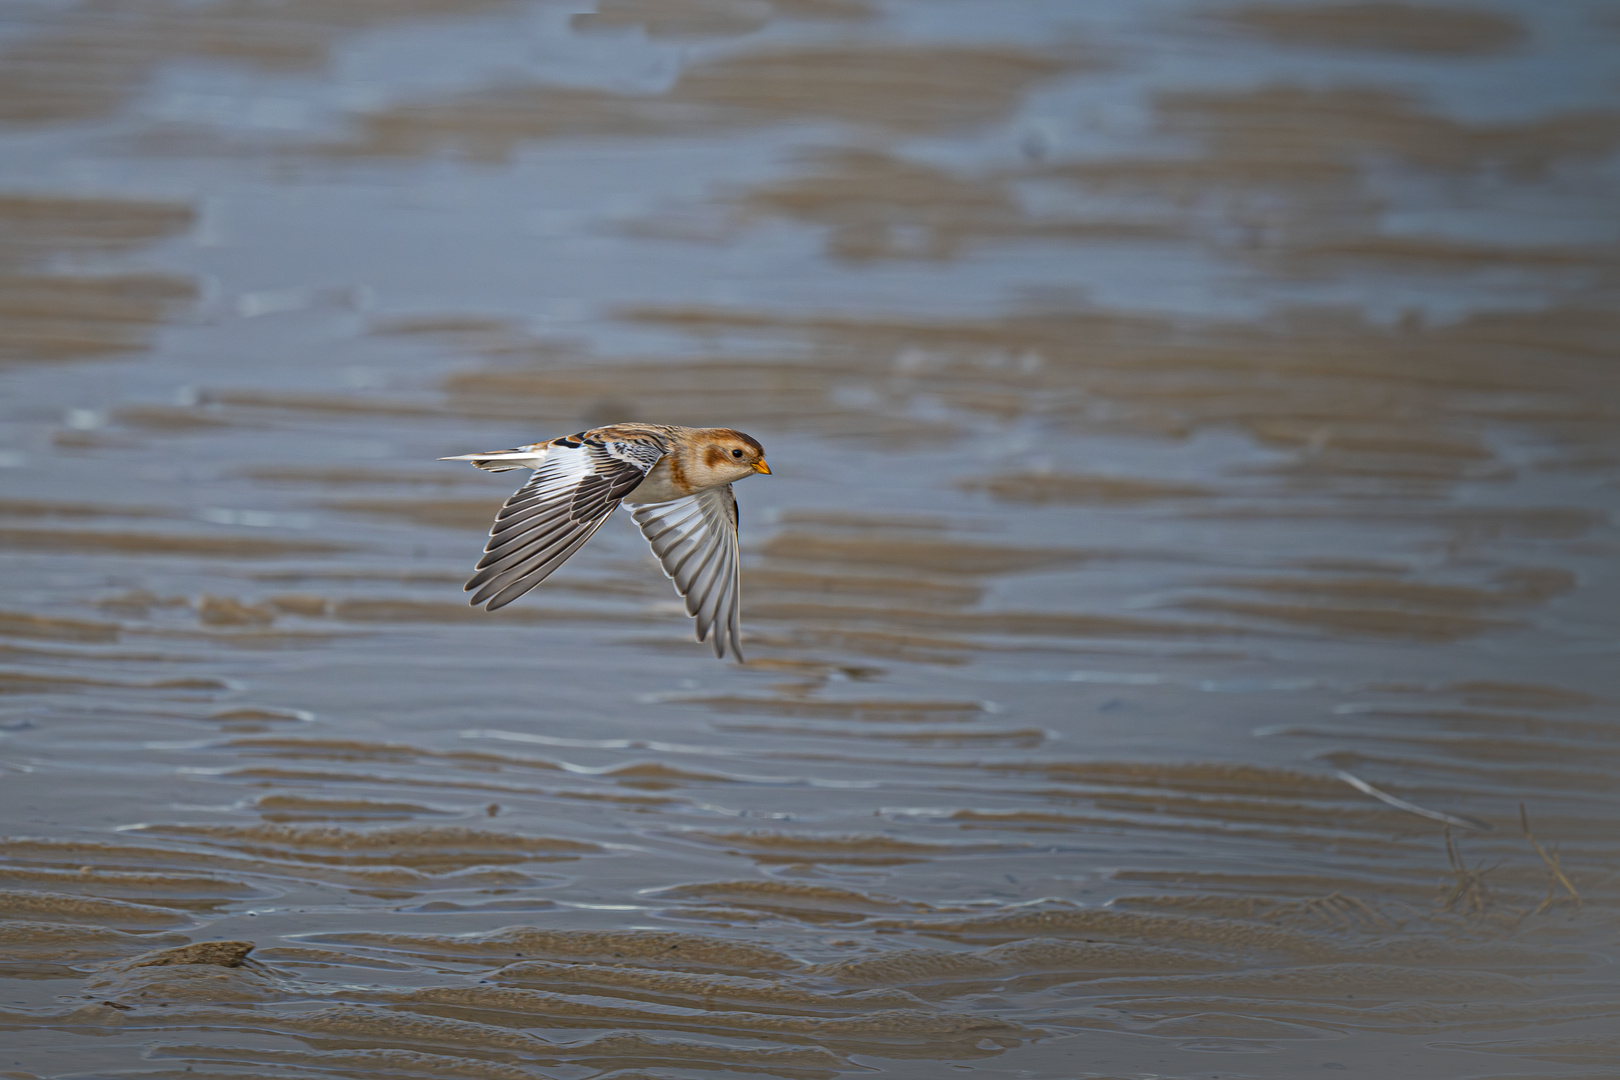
[695,428,771,486]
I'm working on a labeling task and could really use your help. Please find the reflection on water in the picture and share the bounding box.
[1,0,1618,1077]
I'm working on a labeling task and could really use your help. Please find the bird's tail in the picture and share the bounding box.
[438,446,548,472]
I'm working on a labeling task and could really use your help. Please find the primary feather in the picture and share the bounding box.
[632,486,742,659]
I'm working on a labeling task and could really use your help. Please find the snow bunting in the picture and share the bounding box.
[441,423,770,660]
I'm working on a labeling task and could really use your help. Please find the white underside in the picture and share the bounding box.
[621,458,684,505]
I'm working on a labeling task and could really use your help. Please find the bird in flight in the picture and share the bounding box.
[441,423,771,660]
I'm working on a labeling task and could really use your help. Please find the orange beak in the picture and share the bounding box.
[752,459,772,475]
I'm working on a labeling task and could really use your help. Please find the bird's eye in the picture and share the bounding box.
[731,449,743,458]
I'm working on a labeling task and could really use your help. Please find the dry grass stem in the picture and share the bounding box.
[1439,826,1496,914]
[1520,803,1582,915]
[1338,770,1490,831]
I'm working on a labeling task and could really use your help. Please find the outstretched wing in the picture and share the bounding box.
[631,485,742,660]
[467,435,664,611]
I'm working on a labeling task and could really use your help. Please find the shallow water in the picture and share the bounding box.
[2,1,1619,1077]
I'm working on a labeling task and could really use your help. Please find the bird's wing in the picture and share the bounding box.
[466,434,665,611]
[631,484,742,660]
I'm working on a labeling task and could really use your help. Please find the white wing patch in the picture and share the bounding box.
[631,485,742,660]
[466,439,660,611]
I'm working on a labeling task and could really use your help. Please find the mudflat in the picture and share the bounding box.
[1,1,1617,1077]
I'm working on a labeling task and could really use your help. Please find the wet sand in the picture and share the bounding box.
[1,1,1618,1077]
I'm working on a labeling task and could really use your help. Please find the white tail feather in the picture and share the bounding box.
[439,449,548,473]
